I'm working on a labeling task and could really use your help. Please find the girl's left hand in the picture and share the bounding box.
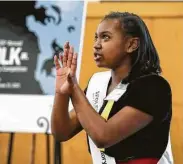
[54,43,78,95]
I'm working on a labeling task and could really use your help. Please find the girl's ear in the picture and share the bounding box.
[126,37,139,53]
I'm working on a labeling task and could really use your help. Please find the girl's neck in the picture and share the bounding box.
[111,64,131,86]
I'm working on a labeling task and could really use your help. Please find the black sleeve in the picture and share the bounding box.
[124,75,172,121]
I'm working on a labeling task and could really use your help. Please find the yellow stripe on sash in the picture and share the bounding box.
[99,100,114,152]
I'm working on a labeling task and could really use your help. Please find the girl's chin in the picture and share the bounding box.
[95,61,103,67]
[95,62,109,69]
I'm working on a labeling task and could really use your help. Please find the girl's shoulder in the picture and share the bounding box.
[130,73,171,91]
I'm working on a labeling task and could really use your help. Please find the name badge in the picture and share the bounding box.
[104,83,128,101]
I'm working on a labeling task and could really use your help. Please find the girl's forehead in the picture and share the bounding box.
[96,19,122,33]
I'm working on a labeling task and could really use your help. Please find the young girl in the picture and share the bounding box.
[51,12,172,164]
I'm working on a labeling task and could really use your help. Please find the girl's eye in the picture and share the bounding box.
[94,34,110,42]
[103,35,110,40]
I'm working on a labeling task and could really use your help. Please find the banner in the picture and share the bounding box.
[0,1,86,133]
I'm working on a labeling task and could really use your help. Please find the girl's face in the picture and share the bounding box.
[93,19,131,69]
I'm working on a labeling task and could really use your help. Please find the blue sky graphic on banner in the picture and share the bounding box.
[27,1,84,95]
